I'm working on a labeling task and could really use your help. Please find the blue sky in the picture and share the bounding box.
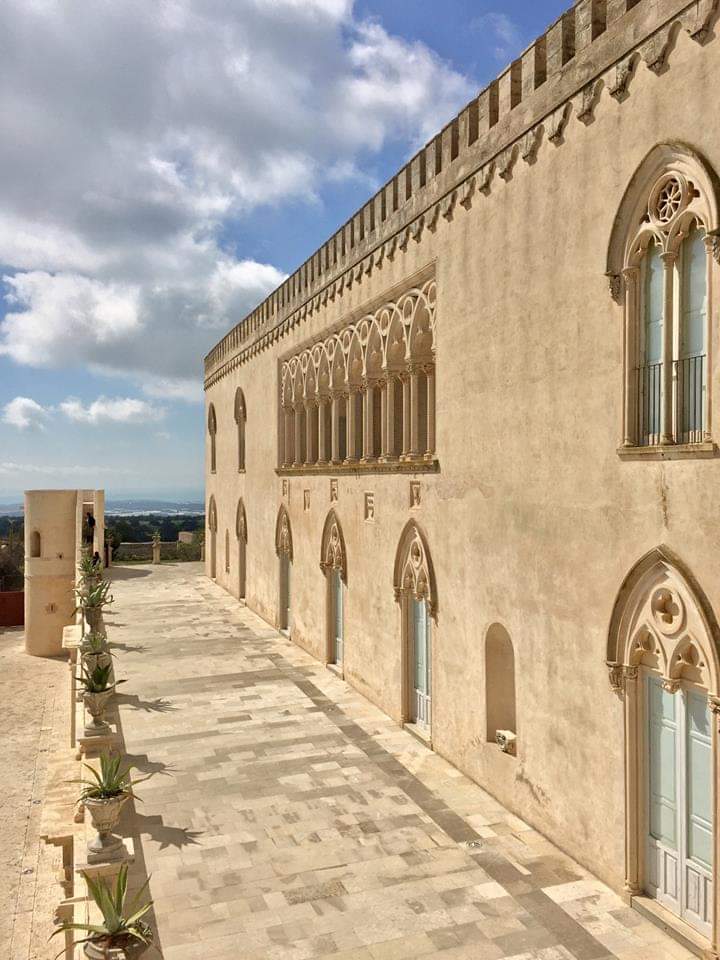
[0,0,568,503]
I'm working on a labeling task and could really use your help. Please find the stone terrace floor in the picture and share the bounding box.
[103,563,693,960]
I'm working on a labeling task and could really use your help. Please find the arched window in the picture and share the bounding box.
[320,510,347,667]
[30,530,41,558]
[608,145,718,450]
[485,623,517,748]
[208,403,217,474]
[236,499,247,601]
[275,505,293,633]
[224,529,230,574]
[278,279,437,473]
[393,520,437,732]
[207,496,217,579]
[607,547,720,940]
[234,388,246,472]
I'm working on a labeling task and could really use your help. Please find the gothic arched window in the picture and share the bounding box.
[208,403,217,474]
[608,145,718,451]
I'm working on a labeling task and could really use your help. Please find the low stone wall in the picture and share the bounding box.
[0,590,24,626]
[114,541,201,562]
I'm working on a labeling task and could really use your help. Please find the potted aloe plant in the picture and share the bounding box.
[72,753,147,865]
[51,863,154,958]
[75,579,114,631]
[81,632,113,673]
[78,552,103,586]
[78,663,124,736]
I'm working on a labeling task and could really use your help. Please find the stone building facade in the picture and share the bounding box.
[205,1,720,955]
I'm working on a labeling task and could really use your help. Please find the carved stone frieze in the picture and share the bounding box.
[521,126,543,165]
[609,56,638,102]
[497,145,518,182]
[577,80,602,125]
[683,0,718,43]
[640,25,674,74]
[547,102,571,145]
[459,176,476,210]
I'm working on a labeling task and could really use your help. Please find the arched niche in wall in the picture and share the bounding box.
[485,622,517,743]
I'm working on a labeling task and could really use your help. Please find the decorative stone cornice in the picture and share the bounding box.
[204,0,720,391]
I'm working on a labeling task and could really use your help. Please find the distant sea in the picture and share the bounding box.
[0,498,205,518]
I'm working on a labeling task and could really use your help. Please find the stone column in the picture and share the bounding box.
[409,365,421,460]
[622,268,639,447]
[346,389,357,463]
[425,365,436,459]
[93,489,105,566]
[384,377,395,460]
[293,403,303,467]
[304,399,315,465]
[331,393,341,464]
[283,406,293,467]
[401,374,411,460]
[623,667,642,899]
[380,379,389,460]
[660,251,676,445]
[318,398,329,464]
[362,380,375,461]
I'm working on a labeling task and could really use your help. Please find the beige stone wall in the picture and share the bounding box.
[205,2,720,900]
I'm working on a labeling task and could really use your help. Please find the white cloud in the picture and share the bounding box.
[2,396,50,431]
[473,12,524,62]
[59,396,166,425]
[0,461,130,476]
[0,1,473,386]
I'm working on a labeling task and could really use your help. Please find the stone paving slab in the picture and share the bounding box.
[106,564,695,960]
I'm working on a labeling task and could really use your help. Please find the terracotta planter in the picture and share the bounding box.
[84,935,150,959]
[84,793,129,863]
[83,687,115,736]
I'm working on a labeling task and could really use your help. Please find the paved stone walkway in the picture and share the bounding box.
[108,564,693,960]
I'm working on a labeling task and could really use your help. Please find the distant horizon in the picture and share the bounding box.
[0,490,205,506]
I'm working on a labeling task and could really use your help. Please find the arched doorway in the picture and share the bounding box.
[320,510,347,668]
[275,505,293,634]
[393,520,437,733]
[236,499,247,602]
[608,547,720,946]
[207,496,217,580]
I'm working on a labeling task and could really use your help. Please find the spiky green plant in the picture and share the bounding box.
[81,631,110,655]
[77,662,124,694]
[78,553,103,583]
[51,864,154,956]
[74,578,114,611]
[71,752,147,802]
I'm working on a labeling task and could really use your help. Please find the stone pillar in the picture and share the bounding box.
[384,377,396,460]
[380,379,389,460]
[622,667,642,898]
[93,490,105,567]
[362,381,375,461]
[401,374,411,460]
[409,365,421,459]
[283,406,293,467]
[425,366,436,459]
[622,268,639,447]
[318,398,329,464]
[331,393,341,464]
[293,403,303,467]
[660,251,676,445]
[152,540,161,565]
[346,390,358,463]
[304,399,315,465]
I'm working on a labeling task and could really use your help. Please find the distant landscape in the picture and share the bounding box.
[0,498,205,519]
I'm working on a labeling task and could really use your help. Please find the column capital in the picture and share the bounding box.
[660,249,678,266]
[621,265,640,283]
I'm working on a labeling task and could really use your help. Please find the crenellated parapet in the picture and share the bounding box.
[204,0,719,389]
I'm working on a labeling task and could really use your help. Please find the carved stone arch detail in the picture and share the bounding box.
[607,141,720,286]
[207,495,217,533]
[392,520,438,620]
[607,545,720,696]
[275,505,293,560]
[234,387,246,423]
[319,509,347,583]
[236,499,247,542]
